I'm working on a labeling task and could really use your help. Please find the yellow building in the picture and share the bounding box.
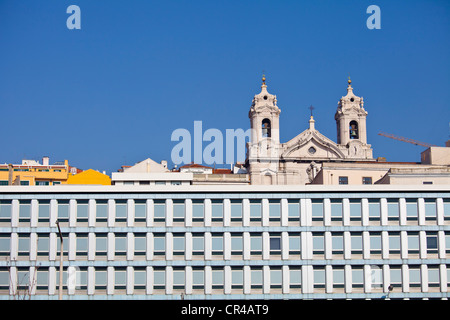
[0,157,70,186]
[67,169,111,185]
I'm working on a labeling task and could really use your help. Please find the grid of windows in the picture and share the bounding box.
[0,193,448,300]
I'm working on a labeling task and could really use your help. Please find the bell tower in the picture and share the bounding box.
[248,75,281,147]
[247,75,282,184]
[335,78,373,159]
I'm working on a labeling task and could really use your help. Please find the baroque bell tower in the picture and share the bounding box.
[247,75,282,184]
[335,78,373,159]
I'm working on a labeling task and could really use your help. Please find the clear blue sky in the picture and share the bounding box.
[0,0,449,174]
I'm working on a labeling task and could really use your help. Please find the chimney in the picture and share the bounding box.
[42,156,49,166]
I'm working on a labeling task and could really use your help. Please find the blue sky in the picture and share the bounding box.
[0,0,449,174]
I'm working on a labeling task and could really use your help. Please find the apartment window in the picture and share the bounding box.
[171,181,182,186]
[0,201,11,222]
[134,200,146,223]
[155,181,166,185]
[406,199,418,220]
[192,200,204,222]
[428,266,440,288]
[153,200,166,223]
[38,200,50,223]
[211,268,224,289]
[333,267,345,288]
[230,200,242,222]
[251,268,263,289]
[288,200,300,222]
[134,233,146,256]
[231,268,243,289]
[446,233,450,254]
[311,199,323,221]
[313,267,326,289]
[173,200,185,223]
[388,233,401,255]
[16,268,31,291]
[352,267,364,288]
[153,268,165,290]
[0,235,10,256]
[19,201,31,223]
[95,233,108,256]
[134,267,146,290]
[425,199,437,220]
[192,268,204,290]
[18,234,30,256]
[288,233,301,255]
[269,235,281,254]
[250,200,261,222]
[57,200,69,222]
[96,200,108,223]
[370,266,383,289]
[0,269,8,290]
[408,233,420,254]
[338,176,348,185]
[211,200,223,222]
[387,199,399,221]
[269,200,281,222]
[115,268,127,290]
[173,234,185,255]
[289,267,302,289]
[56,233,69,257]
[370,233,382,255]
[426,234,438,254]
[362,177,372,185]
[231,234,243,255]
[115,234,127,256]
[270,268,282,289]
[331,233,344,254]
[36,269,49,290]
[115,200,127,223]
[211,234,223,255]
[192,234,204,255]
[76,200,88,223]
[390,267,402,288]
[330,199,343,221]
[173,268,185,290]
[250,233,262,255]
[351,233,363,254]
[368,199,381,221]
[312,233,324,255]
[444,199,450,221]
[349,199,362,221]
[154,234,165,256]
[409,266,421,288]
[95,268,107,290]
[76,233,88,256]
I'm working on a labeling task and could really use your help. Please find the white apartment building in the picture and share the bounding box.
[0,184,449,300]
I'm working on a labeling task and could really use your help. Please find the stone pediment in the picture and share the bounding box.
[281,128,345,159]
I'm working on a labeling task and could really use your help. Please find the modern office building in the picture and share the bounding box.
[0,184,449,300]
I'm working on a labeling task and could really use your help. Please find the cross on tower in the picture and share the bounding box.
[309,105,315,117]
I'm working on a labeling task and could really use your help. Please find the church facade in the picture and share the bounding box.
[247,76,375,185]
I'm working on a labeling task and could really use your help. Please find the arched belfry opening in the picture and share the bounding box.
[349,120,359,139]
[262,118,271,138]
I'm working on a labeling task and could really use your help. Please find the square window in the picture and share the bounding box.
[270,237,281,252]
[211,200,223,221]
[134,200,146,222]
[362,177,372,185]
[338,176,348,185]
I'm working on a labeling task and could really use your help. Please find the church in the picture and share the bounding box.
[246,75,374,185]
[245,76,450,185]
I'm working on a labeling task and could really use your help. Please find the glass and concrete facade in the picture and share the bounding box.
[0,185,449,300]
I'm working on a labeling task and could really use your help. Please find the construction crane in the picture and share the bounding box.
[378,132,437,148]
